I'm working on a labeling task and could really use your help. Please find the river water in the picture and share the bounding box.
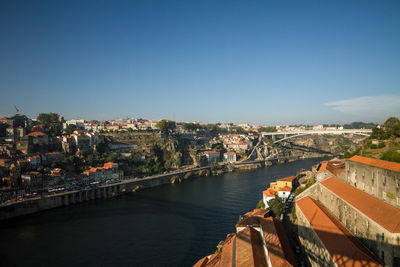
[0,158,326,267]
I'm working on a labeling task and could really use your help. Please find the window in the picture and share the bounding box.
[381,251,385,263]
[382,233,384,242]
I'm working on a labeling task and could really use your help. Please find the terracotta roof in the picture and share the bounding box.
[278,186,292,192]
[194,217,294,267]
[327,161,345,176]
[236,227,268,266]
[349,155,400,172]
[236,216,263,228]
[27,131,46,137]
[318,161,328,173]
[261,217,296,266]
[321,177,400,233]
[296,196,383,267]
[263,188,277,197]
[104,162,118,167]
[0,117,8,120]
[319,160,346,176]
[278,175,296,182]
[242,209,270,218]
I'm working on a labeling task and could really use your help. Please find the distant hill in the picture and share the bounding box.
[343,122,377,129]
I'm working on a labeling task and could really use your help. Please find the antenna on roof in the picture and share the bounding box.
[14,105,19,115]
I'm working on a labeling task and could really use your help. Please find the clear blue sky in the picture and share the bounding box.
[1,0,399,125]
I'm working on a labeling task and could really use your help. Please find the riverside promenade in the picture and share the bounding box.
[0,166,213,221]
[0,155,320,221]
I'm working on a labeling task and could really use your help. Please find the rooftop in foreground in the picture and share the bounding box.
[296,196,383,267]
[193,217,295,267]
[321,176,400,233]
[348,155,400,172]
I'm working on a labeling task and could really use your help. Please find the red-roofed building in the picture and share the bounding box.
[26,131,49,144]
[296,196,383,267]
[277,186,292,200]
[193,216,295,267]
[317,159,346,181]
[223,152,236,162]
[82,162,120,183]
[262,188,277,207]
[313,176,400,265]
[345,155,400,208]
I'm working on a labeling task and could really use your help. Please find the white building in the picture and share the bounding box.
[223,152,237,162]
[262,188,277,208]
[278,186,292,201]
[203,151,220,164]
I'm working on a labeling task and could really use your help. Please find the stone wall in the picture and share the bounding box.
[319,184,400,267]
[0,168,212,221]
[344,160,400,208]
[295,202,336,267]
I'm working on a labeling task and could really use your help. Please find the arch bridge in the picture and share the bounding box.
[261,129,372,144]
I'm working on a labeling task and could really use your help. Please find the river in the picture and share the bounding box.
[0,158,326,267]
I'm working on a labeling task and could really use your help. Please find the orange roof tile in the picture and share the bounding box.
[327,160,345,176]
[318,161,328,173]
[263,188,277,197]
[296,196,382,267]
[236,216,263,228]
[242,209,270,218]
[349,155,400,172]
[321,177,400,233]
[235,227,267,267]
[261,217,296,266]
[279,186,292,192]
[27,131,46,137]
[193,256,209,267]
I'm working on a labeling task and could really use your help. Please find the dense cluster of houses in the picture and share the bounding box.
[214,134,255,152]
[0,115,122,201]
[64,118,160,132]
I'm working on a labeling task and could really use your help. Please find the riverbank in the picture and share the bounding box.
[0,154,331,221]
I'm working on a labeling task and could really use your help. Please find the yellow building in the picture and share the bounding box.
[269,176,296,191]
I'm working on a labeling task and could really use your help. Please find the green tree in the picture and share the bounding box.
[156,120,176,134]
[380,151,400,163]
[383,117,400,137]
[182,122,202,132]
[258,126,277,133]
[64,124,77,135]
[256,199,265,209]
[267,197,285,218]
[370,127,388,140]
[343,122,377,129]
[37,113,63,137]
